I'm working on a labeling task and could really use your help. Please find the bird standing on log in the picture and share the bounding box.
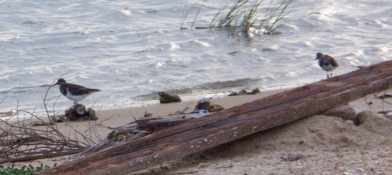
[53,78,101,104]
[315,52,339,79]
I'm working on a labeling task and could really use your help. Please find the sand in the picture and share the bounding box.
[2,89,392,175]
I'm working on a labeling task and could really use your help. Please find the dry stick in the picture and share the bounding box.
[94,115,114,127]
[71,140,111,159]
[0,78,98,163]
[46,72,70,124]
[0,118,85,163]
[39,60,392,175]
[42,85,73,154]
[44,81,56,124]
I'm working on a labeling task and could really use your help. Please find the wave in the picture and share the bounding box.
[0,84,51,94]
[133,78,261,101]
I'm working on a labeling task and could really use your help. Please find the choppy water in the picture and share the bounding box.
[0,0,391,113]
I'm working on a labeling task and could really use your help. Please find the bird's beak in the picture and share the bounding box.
[53,82,59,86]
[315,57,318,60]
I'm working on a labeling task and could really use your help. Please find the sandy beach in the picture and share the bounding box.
[1,0,391,174]
[2,88,392,175]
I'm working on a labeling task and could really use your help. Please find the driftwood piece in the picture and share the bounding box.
[73,115,203,158]
[39,60,392,175]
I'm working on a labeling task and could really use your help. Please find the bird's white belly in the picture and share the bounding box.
[65,91,88,102]
[322,64,336,71]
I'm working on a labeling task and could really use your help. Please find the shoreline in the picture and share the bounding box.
[1,86,390,142]
[97,88,285,120]
[1,88,287,144]
[2,87,392,174]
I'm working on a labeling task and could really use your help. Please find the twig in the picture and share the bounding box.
[0,73,102,163]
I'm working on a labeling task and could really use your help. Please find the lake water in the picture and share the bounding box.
[0,0,391,113]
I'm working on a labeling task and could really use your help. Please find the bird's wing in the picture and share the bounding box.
[325,55,339,67]
[67,83,100,95]
[330,57,339,67]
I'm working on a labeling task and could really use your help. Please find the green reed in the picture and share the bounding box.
[182,0,292,35]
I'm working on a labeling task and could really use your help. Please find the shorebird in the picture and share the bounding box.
[53,78,101,104]
[315,52,339,79]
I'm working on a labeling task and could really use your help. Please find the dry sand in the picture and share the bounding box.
[2,89,392,175]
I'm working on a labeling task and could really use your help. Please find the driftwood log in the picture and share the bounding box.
[40,60,392,175]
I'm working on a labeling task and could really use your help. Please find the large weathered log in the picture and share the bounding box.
[40,60,392,175]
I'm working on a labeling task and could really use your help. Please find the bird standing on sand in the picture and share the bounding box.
[315,52,339,79]
[53,78,101,104]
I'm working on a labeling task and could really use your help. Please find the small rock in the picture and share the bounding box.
[158,91,181,104]
[249,88,261,94]
[356,111,372,125]
[228,88,261,96]
[106,130,131,142]
[193,98,224,113]
[194,98,212,110]
[65,104,98,121]
[209,104,225,112]
[281,153,305,161]
[356,110,381,126]
[357,110,392,133]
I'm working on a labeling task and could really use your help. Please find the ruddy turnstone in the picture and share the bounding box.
[53,78,100,104]
[315,52,339,79]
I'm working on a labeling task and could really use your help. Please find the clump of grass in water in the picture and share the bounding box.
[210,0,249,29]
[0,163,53,175]
[182,0,292,36]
